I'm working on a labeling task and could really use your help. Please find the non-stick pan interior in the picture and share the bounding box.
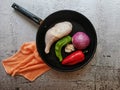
[36,10,97,71]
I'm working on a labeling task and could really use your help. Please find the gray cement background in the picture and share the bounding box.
[0,0,120,90]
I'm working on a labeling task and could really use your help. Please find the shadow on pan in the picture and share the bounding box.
[12,3,97,72]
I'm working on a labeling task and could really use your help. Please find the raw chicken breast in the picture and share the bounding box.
[45,21,72,54]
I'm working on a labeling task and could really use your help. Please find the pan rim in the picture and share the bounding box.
[36,9,97,72]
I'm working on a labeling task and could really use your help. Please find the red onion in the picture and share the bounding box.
[72,32,90,49]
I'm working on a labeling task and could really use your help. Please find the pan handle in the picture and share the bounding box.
[12,3,42,25]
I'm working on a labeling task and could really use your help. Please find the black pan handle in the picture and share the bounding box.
[12,3,42,25]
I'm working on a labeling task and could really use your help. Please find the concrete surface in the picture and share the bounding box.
[0,0,120,90]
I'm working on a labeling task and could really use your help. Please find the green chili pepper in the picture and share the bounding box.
[55,36,72,62]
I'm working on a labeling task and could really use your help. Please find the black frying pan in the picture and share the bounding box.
[12,3,97,72]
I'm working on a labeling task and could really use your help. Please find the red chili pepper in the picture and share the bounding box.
[62,50,85,65]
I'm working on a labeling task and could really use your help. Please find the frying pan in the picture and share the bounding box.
[12,3,97,72]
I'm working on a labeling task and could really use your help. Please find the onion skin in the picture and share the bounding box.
[72,32,90,49]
